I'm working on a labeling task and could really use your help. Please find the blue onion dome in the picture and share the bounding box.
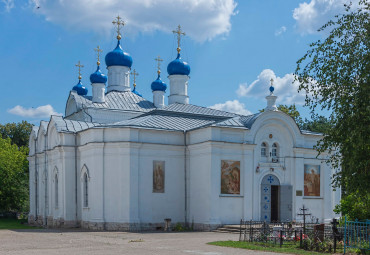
[132,86,142,97]
[90,65,107,84]
[151,74,167,91]
[105,40,133,67]
[167,53,190,76]
[72,80,88,96]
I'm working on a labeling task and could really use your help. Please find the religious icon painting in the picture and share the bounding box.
[153,161,165,193]
[221,160,240,194]
[304,164,320,196]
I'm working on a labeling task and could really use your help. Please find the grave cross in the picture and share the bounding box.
[297,205,311,234]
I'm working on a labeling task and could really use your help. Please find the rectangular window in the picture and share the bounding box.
[261,148,266,156]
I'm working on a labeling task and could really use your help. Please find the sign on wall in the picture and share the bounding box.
[153,161,165,193]
[221,160,240,194]
[304,164,320,196]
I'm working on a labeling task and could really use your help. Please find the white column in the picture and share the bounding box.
[168,75,189,104]
[92,83,106,103]
[107,66,130,92]
[153,91,165,108]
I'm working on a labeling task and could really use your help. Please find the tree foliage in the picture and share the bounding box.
[295,1,370,202]
[0,121,33,148]
[0,137,29,212]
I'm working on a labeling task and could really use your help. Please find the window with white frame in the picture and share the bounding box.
[83,173,88,208]
[272,143,278,157]
[261,142,267,156]
[55,174,58,208]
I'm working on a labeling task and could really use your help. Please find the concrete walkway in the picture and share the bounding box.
[0,229,282,255]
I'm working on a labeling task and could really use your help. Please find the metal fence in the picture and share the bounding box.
[344,217,370,254]
[239,219,345,253]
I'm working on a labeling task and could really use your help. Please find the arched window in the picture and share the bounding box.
[83,173,88,208]
[55,174,58,208]
[261,142,267,156]
[272,143,278,157]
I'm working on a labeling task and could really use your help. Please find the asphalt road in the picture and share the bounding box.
[0,229,282,255]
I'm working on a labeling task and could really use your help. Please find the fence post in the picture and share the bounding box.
[333,228,337,253]
[239,219,242,241]
[344,216,347,254]
[280,230,283,247]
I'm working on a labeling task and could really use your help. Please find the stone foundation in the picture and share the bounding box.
[27,215,220,232]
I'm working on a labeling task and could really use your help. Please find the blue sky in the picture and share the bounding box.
[0,0,354,124]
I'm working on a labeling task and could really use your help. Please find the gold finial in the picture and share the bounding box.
[131,69,139,87]
[270,78,274,86]
[172,24,185,53]
[75,61,84,80]
[94,46,103,66]
[112,15,125,40]
[154,55,163,74]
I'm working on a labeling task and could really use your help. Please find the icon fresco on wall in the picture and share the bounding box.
[153,161,165,193]
[304,164,320,196]
[221,160,240,194]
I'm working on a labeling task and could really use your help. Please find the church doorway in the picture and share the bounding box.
[261,174,293,222]
[261,174,280,222]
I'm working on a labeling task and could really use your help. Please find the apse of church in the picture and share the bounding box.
[27,16,341,231]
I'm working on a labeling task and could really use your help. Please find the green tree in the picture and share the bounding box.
[0,121,33,148]
[0,137,29,212]
[295,1,370,218]
[301,114,332,134]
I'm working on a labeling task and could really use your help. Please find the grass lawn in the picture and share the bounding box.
[0,218,40,230]
[208,241,330,255]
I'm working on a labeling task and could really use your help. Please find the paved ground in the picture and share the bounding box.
[0,229,282,255]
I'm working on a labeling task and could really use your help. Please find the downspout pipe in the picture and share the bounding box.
[183,130,188,227]
[74,133,78,226]
[44,133,48,226]
[34,138,38,222]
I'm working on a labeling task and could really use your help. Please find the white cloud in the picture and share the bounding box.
[1,0,14,12]
[275,26,287,36]
[209,100,252,115]
[8,105,62,118]
[236,69,305,105]
[293,0,360,34]
[29,0,237,42]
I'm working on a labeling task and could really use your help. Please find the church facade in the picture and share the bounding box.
[28,20,340,231]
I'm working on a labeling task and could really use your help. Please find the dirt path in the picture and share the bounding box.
[0,229,282,255]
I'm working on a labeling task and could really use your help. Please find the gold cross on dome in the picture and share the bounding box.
[112,15,125,40]
[154,55,163,74]
[75,61,84,80]
[94,46,103,66]
[270,78,274,86]
[130,69,139,87]
[172,25,185,53]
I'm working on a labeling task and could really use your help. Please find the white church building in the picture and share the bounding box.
[28,20,340,231]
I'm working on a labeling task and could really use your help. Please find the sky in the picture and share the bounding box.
[0,0,357,125]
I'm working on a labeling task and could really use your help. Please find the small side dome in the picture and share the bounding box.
[90,66,107,84]
[132,87,142,97]
[105,40,133,68]
[151,75,167,92]
[167,53,190,76]
[72,80,88,96]
[269,85,274,93]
